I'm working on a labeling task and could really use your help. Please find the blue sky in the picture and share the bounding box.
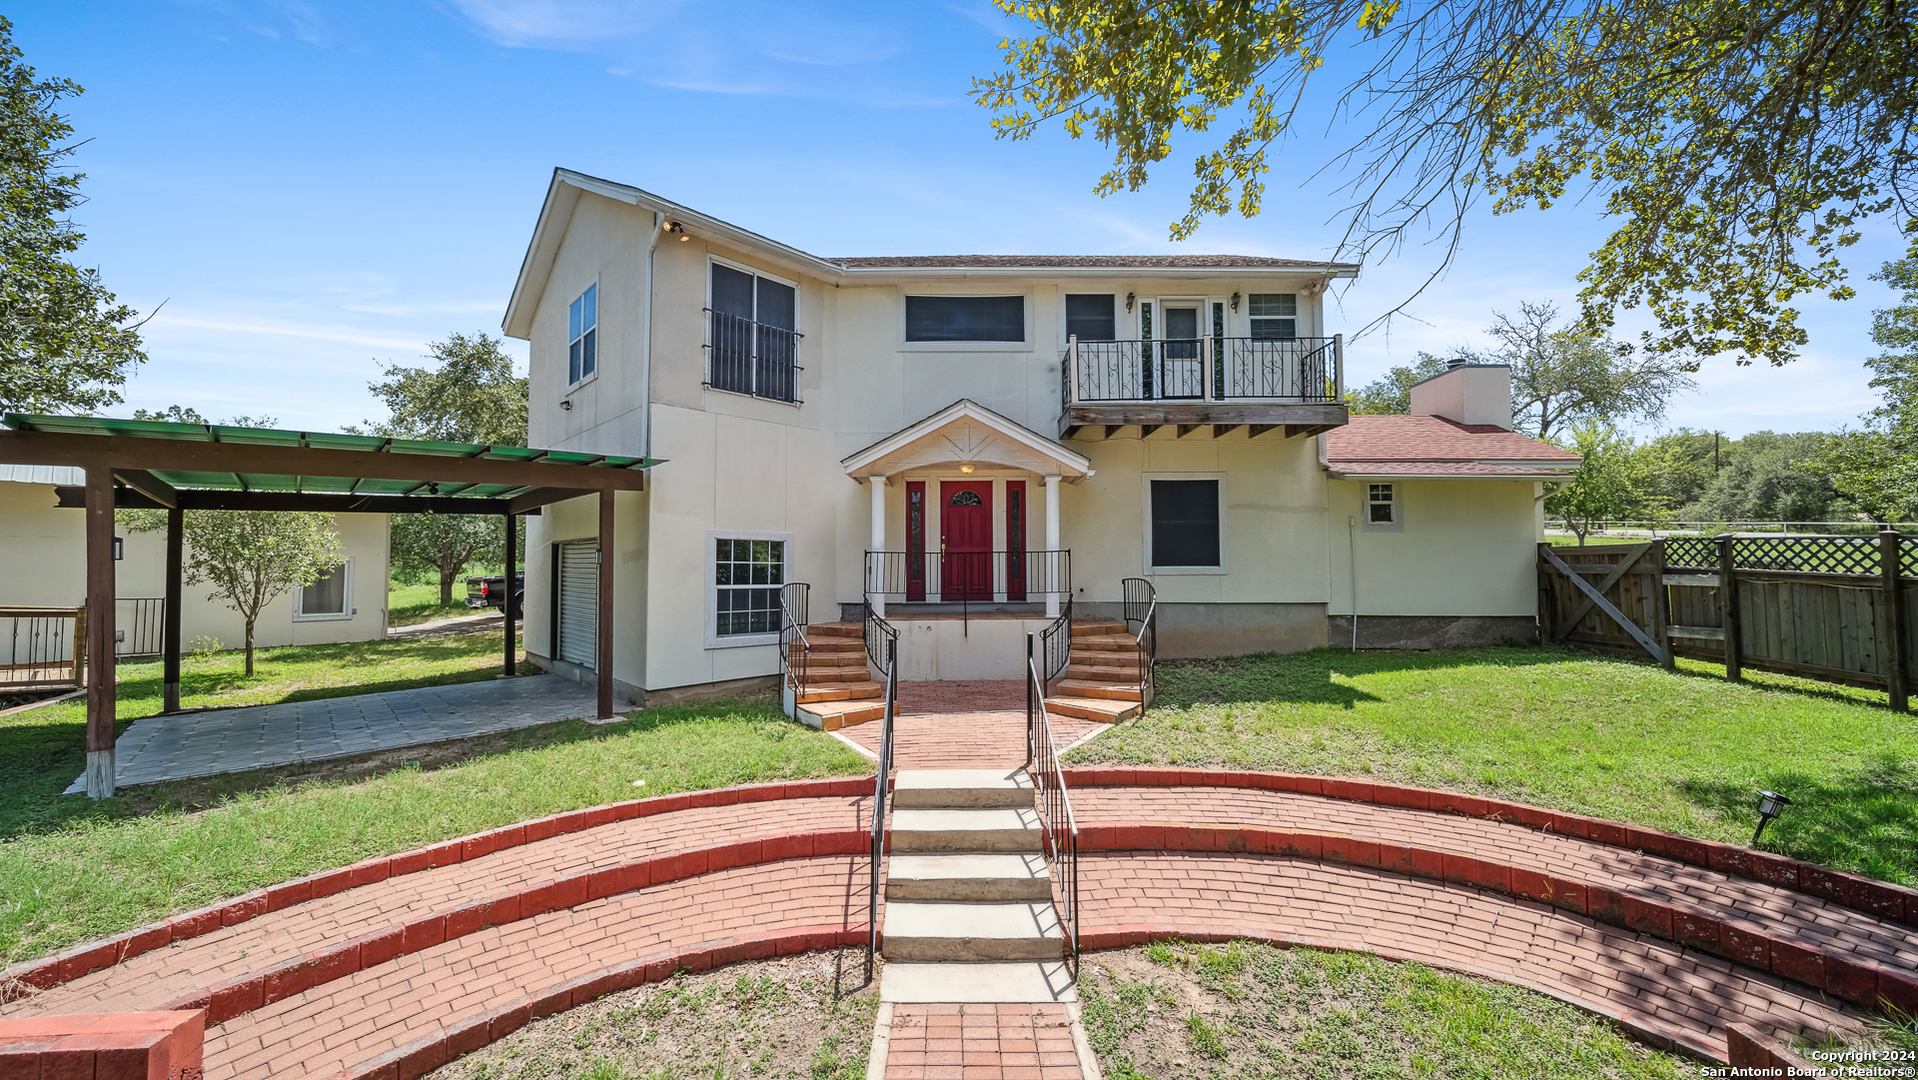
[15,0,1912,440]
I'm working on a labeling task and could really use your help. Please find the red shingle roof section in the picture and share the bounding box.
[1325,415,1578,477]
[831,254,1356,270]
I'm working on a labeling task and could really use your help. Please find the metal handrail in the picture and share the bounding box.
[867,634,898,978]
[1026,642,1080,961]
[863,549,1071,602]
[1121,577,1157,705]
[2,607,83,689]
[778,583,810,696]
[863,602,898,675]
[1063,335,1341,404]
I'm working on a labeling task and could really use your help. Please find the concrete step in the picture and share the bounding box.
[1054,679,1144,702]
[886,853,1051,901]
[880,961,1076,1003]
[1044,695,1141,723]
[893,769,1035,809]
[891,807,1043,852]
[796,699,887,731]
[881,901,1064,961]
[796,681,884,704]
[1070,620,1126,637]
[807,622,864,638]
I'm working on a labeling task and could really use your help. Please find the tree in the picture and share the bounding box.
[1488,303,1695,441]
[1677,431,1841,523]
[1824,251,1918,522]
[359,332,528,604]
[1346,354,1446,414]
[0,17,147,414]
[121,510,344,676]
[1544,423,1640,541]
[975,0,1918,367]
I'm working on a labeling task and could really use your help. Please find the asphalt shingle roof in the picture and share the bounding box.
[1324,414,1579,476]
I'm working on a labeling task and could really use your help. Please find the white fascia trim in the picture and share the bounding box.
[838,398,1093,479]
[840,265,1360,281]
[1327,471,1568,480]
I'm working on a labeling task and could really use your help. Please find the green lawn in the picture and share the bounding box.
[0,633,868,966]
[1081,939,1700,1078]
[388,580,478,626]
[1070,646,1918,887]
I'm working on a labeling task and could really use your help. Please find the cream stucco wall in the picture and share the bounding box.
[1326,478,1540,617]
[0,482,389,650]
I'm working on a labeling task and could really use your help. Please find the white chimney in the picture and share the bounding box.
[1409,363,1512,429]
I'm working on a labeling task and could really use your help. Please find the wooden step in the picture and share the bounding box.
[796,681,884,703]
[1069,620,1126,637]
[793,638,865,655]
[1073,633,1144,652]
[1053,679,1143,702]
[797,698,887,731]
[1044,695,1141,723]
[1062,663,1142,683]
[807,622,865,638]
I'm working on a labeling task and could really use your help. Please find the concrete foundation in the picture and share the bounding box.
[1327,615,1538,650]
[643,674,780,707]
[525,650,644,708]
[1075,602,1329,659]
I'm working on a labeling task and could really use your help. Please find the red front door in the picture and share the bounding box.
[940,481,993,601]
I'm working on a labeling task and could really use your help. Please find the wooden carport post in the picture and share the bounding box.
[162,506,184,713]
[84,465,117,798]
[597,489,615,719]
[503,511,517,677]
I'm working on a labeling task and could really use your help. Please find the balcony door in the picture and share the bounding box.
[1157,302,1205,399]
[940,481,993,601]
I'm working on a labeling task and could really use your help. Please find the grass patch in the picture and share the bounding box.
[1072,646,1918,886]
[1080,940,1704,1078]
[0,633,868,966]
[432,953,877,1079]
[388,581,478,626]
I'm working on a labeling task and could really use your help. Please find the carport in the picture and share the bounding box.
[0,414,659,798]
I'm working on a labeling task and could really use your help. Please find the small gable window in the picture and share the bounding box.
[1364,483,1403,531]
[906,295,1024,342]
[568,283,598,384]
[1248,293,1296,340]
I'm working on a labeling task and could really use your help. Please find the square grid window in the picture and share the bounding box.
[1368,484,1397,524]
[1248,293,1297,340]
[715,538,785,636]
[568,283,598,384]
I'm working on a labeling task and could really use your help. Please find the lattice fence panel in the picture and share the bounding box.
[1734,536,1879,575]
[1663,536,1715,569]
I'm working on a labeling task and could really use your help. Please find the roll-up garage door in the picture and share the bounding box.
[558,539,598,671]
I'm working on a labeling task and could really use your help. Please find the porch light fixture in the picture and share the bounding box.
[666,221,689,241]
[1231,291,1241,312]
[1125,292,1135,312]
[1752,790,1792,845]
[959,463,975,474]
[560,399,573,411]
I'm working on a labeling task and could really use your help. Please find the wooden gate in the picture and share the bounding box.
[1537,543,1672,665]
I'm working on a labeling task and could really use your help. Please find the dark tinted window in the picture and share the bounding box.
[756,276,795,330]
[711,263,754,318]
[1065,294,1116,341]
[905,295,1024,342]
[1150,479,1221,567]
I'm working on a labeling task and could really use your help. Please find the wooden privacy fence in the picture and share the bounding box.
[1539,532,1916,711]
[1,606,85,690]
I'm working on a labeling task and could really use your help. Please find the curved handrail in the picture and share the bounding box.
[1121,577,1157,705]
[778,583,810,697]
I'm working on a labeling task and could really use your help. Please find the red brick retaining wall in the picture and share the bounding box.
[0,1009,206,1080]
[1064,767,1918,927]
[1,778,874,998]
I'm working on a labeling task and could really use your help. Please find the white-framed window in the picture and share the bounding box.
[1248,293,1297,340]
[295,560,352,620]
[1363,483,1404,532]
[707,257,800,403]
[1142,474,1227,574]
[707,531,790,647]
[901,292,1032,350]
[568,282,598,385]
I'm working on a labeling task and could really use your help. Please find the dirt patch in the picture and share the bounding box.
[428,950,880,1080]
[1078,940,1705,1079]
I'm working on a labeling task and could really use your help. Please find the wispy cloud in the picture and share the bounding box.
[147,311,431,352]
[447,0,685,46]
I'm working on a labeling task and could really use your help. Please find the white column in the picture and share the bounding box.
[1044,473,1062,618]
[868,474,887,618]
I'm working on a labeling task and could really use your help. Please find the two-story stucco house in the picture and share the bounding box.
[502,169,1577,725]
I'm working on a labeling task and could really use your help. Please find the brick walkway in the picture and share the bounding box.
[71,675,597,792]
[881,1003,1086,1080]
[845,682,1103,768]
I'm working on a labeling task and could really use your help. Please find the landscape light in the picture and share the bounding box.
[1752,790,1792,845]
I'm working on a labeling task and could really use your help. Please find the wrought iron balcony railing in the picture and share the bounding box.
[1061,334,1343,407]
[705,309,803,404]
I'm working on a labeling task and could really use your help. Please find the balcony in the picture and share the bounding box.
[1058,335,1349,439]
[706,309,803,404]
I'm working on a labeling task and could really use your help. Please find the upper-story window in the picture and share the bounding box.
[568,283,598,384]
[709,261,800,403]
[906,295,1024,342]
[1065,294,1116,341]
[1248,293,1297,339]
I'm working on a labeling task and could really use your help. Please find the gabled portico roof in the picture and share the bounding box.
[841,400,1093,481]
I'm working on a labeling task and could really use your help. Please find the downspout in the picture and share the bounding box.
[1347,516,1358,652]
[641,209,664,459]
